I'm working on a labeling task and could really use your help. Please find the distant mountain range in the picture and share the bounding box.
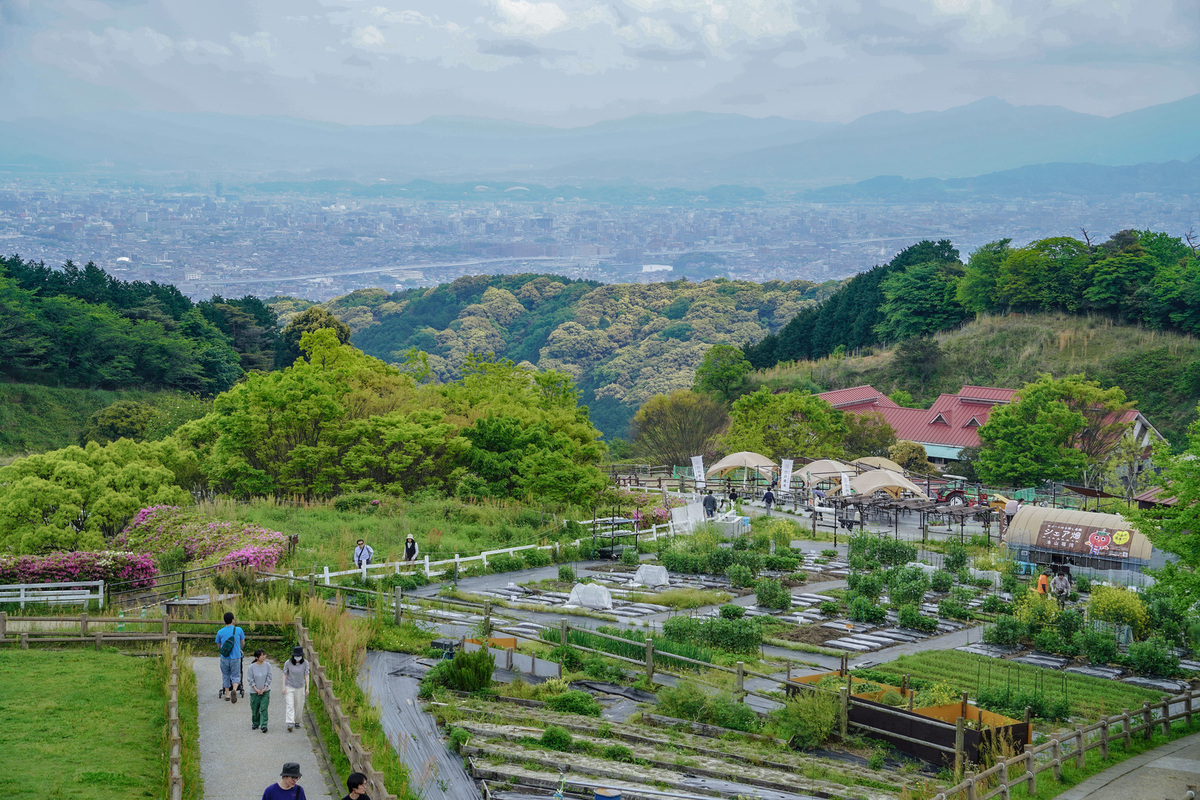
[2,94,1199,188]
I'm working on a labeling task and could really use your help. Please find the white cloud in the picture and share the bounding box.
[352,24,387,46]
[493,0,571,36]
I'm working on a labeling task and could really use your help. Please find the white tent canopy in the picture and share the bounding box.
[705,451,776,479]
[846,469,929,499]
[852,456,905,473]
[796,459,854,487]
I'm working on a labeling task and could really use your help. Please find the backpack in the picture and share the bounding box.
[220,628,236,657]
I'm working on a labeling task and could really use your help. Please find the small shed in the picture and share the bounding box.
[1004,506,1151,573]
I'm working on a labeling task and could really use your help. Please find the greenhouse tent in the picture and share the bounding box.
[846,469,929,499]
[796,459,854,487]
[1004,506,1151,573]
[852,456,905,473]
[705,451,776,480]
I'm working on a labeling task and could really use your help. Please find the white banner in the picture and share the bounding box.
[780,459,794,492]
[841,471,852,496]
[691,455,706,487]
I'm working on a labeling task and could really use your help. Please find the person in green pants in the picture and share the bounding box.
[247,649,271,733]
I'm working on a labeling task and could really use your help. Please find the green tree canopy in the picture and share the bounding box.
[277,306,352,367]
[843,411,897,460]
[889,440,938,475]
[630,390,729,466]
[694,344,752,402]
[721,388,847,461]
[875,261,966,342]
[976,376,1089,487]
[80,401,158,446]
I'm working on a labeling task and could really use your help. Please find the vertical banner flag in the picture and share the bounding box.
[691,455,706,488]
[841,472,852,496]
[780,459,794,493]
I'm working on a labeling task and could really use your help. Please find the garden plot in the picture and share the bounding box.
[468,582,670,619]
[818,604,966,653]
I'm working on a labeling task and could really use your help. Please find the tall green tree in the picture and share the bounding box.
[874,261,966,342]
[956,239,1012,315]
[996,237,1091,313]
[1134,410,1200,574]
[694,344,752,402]
[843,411,897,459]
[721,388,847,461]
[277,306,352,367]
[630,390,729,466]
[976,377,1088,487]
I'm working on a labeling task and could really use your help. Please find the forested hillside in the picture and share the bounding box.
[748,313,1200,448]
[745,231,1200,368]
[0,256,280,393]
[302,274,824,437]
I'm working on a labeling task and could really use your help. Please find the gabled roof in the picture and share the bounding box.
[819,385,900,410]
[817,384,1014,451]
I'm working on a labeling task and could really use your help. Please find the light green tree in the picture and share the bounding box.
[977,376,1089,487]
[694,344,752,402]
[630,390,729,466]
[721,388,847,461]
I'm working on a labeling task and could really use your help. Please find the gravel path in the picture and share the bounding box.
[194,656,335,800]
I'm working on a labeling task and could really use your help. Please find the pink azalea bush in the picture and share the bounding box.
[0,551,157,588]
[617,489,685,526]
[113,506,289,572]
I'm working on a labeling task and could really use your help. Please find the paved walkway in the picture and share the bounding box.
[194,656,335,800]
[1057,730,1200,800]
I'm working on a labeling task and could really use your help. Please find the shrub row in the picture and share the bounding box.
[0,550,157,587]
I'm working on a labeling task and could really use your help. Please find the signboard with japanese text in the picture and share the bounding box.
[1035,520,1134,558]
[780,460,794,492]
[691,455,705,488]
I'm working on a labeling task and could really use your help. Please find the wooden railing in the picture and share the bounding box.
[0,612,286,647]
[166,632,183,800]
[293,616,398,800]
[933,688,1200,799]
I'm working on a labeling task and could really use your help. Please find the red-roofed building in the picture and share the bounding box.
[819,384,1162,463]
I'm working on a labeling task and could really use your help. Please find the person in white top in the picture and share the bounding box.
[354,539,374,569]
[1004,498,1019,527]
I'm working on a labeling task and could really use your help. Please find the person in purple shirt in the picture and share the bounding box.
[262,762,306,800]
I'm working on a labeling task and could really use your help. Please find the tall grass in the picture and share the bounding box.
[543,624,713,668]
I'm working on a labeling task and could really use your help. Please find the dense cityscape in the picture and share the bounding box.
[2,177,1194,301]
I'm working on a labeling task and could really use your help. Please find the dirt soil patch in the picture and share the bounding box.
[774,624,846,645]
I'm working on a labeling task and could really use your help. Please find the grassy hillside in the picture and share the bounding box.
[0,382,211,459]
[746,313,1200,448]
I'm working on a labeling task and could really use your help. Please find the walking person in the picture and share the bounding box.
[215,611,245,703]
[702,490,717,519]
[354,538,374,569]
[343,772,370,800]
[262,762,307,800]
[762,488,775,515]
[1051,570,1070,607]
[403,535,419,562]
[247,649,271,733]
[283,646,311,733]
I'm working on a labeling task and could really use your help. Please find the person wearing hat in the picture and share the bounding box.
[262,762,306,799]
[403,535,419,562]
[282,645,311,733]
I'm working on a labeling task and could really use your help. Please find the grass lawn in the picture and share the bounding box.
[0,649,165,799]
[860,650,1164,721]
[201,496,562,572]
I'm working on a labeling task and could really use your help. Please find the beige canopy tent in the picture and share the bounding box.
[846,469,929,499]
[705,451,776,480]
[852,456,905,473]
[1005,506,1151,572]
[795,459,854,487]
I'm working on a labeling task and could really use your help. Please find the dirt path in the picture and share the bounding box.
[194,655,335,800]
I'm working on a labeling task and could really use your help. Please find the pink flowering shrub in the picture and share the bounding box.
[0,551,157,588]
[113,506,288,572]
[616,489,684,526]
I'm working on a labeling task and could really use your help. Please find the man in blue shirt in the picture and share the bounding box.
[215,611,246,703]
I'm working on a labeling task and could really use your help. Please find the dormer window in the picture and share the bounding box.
[930,413,949,426]
[965,417,981,427]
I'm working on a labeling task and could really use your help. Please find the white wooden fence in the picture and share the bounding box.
[0,580,104,609]
[306,501,718,586]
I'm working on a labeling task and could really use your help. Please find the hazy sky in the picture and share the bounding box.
[2,0,1197,126]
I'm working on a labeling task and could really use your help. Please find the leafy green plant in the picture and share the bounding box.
[898,604,939,633]
[1089,586,1149,637]
[821,549,838,558]
[656,680,761,733]
[945,542,969,573]
[558,565,576,583]
[887,566,931,606]
[930,571,953,593]
[764,553,801,572]
[548,645,584,672]
[541,725,574,751]
[980,595,1010,614]
[601,744,634,762]
[983,615,1026,646]
[847,571,884,602]
[1073,628,1119,665]
[487,553,525,573]
[727,564,754,588]
[755,578,791,610]
[1013,590,1059,631]
[1075,576,1092,593]
[975,686,1069,722]
[1033,628,1076,656]
[849,595,887,624]
[544,690,602,717]
[1124,636,1180,677]
[620,547,640,566]
[719,603,746,619]
[819,600,840,616]
[1056,608,1085,640]
[937,599,971,621]
[421,647,495,694]
[447,726,471,753]
[523,548,552,568]
[768,692,839,749]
